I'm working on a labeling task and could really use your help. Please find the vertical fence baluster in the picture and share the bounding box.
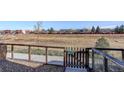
[71,47,73,67]
[92,50,95,71]
[68,47,70,67]
[75,48,76,68]
[11,45,14,59]
[85,49,87,68]
[66,47,68,67]
[72,47,74,68]
[82,49,85,68]
[88,49,90,69]
[75,48,78,68]
[79,48,82,68]
[77,48,79,68]
[73,48,75,67]
[65,48,67,67]
[45,47,48,64]
[73,48,76,68]
[70,47,72,67]
[76,48,78,68]
[64,48,66,67]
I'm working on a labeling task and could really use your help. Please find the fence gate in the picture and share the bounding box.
[64,48,85,68]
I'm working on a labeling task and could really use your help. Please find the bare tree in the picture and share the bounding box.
[34,21,43,44]
[34,21,43,33]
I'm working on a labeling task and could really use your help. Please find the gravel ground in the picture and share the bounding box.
[0,60,64,72]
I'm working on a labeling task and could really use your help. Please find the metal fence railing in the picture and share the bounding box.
[90,48,124,72]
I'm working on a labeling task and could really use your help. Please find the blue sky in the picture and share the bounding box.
[0,21,124,30]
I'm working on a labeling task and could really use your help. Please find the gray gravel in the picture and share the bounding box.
[0,60,64,72]
[4,53,87,72]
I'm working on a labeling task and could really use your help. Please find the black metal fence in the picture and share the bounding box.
[90,48,124,72]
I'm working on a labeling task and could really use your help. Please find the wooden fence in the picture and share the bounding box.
[1,42,124,71]
[64,48,85,68]
[0,43,65,65]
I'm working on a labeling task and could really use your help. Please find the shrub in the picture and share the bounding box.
[95,37,110,48]
[95,37,110,59]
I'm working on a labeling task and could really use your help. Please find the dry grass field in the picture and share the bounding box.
[1,34,124,48]
[0,33,124,59]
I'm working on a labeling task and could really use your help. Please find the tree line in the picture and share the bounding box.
[34,22,124,34]
[91,25,124,33]
[114,25,124,33]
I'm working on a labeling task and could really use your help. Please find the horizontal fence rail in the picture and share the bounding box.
[0,42,65,49]
[88,47,124,51]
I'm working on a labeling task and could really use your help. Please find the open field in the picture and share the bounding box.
[1,34,124,58]
[1,34,124,48]
[0,34,124,48]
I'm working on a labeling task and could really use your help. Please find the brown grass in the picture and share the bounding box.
[2,34,124,48]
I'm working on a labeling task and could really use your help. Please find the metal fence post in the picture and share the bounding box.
[11,45,14,59]
[92,50,95,71]
[104,57,108,72]
[85,48,89,69]
[122,50,124,61]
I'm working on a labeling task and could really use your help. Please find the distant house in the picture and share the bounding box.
[0,30,33,35]
[13,30,23,34]
[0,30,12,35]
[24,30,32,34]
[12,30,32,34]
